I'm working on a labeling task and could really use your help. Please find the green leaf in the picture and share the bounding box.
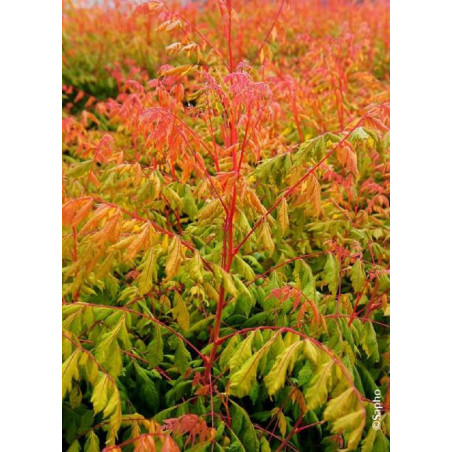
[188,252,204,283]
[264,340,303,397]
[174,338,191,374]
[146,325,164,368]
[294,260,316,300]
[260,437,271,452]
[350,259,365,292]
[361,427,377,452]
[373,429,390,452]
[230,400,259,452]
[229,338,274,398]
[220,268,238,297]
[84,430,100,452]
[356,361,379,397]
[172,292,190,332]
[278,197,289,235]
[183,190,198,218]
[219,335,240,371]
[67,440,81,452]
[297,361,313,386]
[91,373,108,414]
[66,160,93,178]
[135,364,160,410]
[233,276,253,303]
[137,248,157,295]
[141,380,159,412]
[229,332,256,374]
[188,315,214,334]
[230,352,262,398]
[362,322,379,362]
[259,221,275,256]
[166,236,184,279]
[165,380,192,405]
[63,350,81,398]
[323,253,339,295]
[323,387,356,421]
[235,294,254,317]
[303,340,320,365]
[276,411,287,436]
[305,361,335,410]
[234,255,255,280]
[105,388,122,444]
[249,380,260,404]
[330,410,365,450]
[95,333,122,378]
[376,272,390,291]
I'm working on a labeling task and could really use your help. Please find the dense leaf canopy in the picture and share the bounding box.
[63,0,390,450]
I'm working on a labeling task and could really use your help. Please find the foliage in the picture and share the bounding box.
[62,0,390,450]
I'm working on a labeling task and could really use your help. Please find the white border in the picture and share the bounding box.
[392,0,452,449]
[1,0,451,449]
[0,0,61,450]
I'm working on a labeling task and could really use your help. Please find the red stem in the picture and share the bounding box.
[226,0,234,72]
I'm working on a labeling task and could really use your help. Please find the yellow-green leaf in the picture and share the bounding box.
[219,335,240,371]
[63,350,81,398]
[305,361,334,410]
[361,426,377,452]
[188,252,204,283]
[230,338,274,398]
[137,249,157,296]
[350,259,365,292]
[146,325,163,368]
[84,430,100,452]
[259,221,275,255]
[264,341,302,397]
[323,387,356,421]
[330,410,365,450]
[172,292,190,332]
[323,253,339,295]
[67,160,93,178]
[91,373,109,414]
[95,333,122,378]
[106,390,122,445]
[161,64,192,77]
[278,197,289,235]
[220,268,238,297]
[229,332,256,374]
[234,255,255,281]
[277,411,287,436]
[166,236,184,279]
[303,340,320,365]
[67,440,81,452]
[174,338,190,374]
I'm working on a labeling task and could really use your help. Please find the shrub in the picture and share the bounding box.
[62,1,390,450]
